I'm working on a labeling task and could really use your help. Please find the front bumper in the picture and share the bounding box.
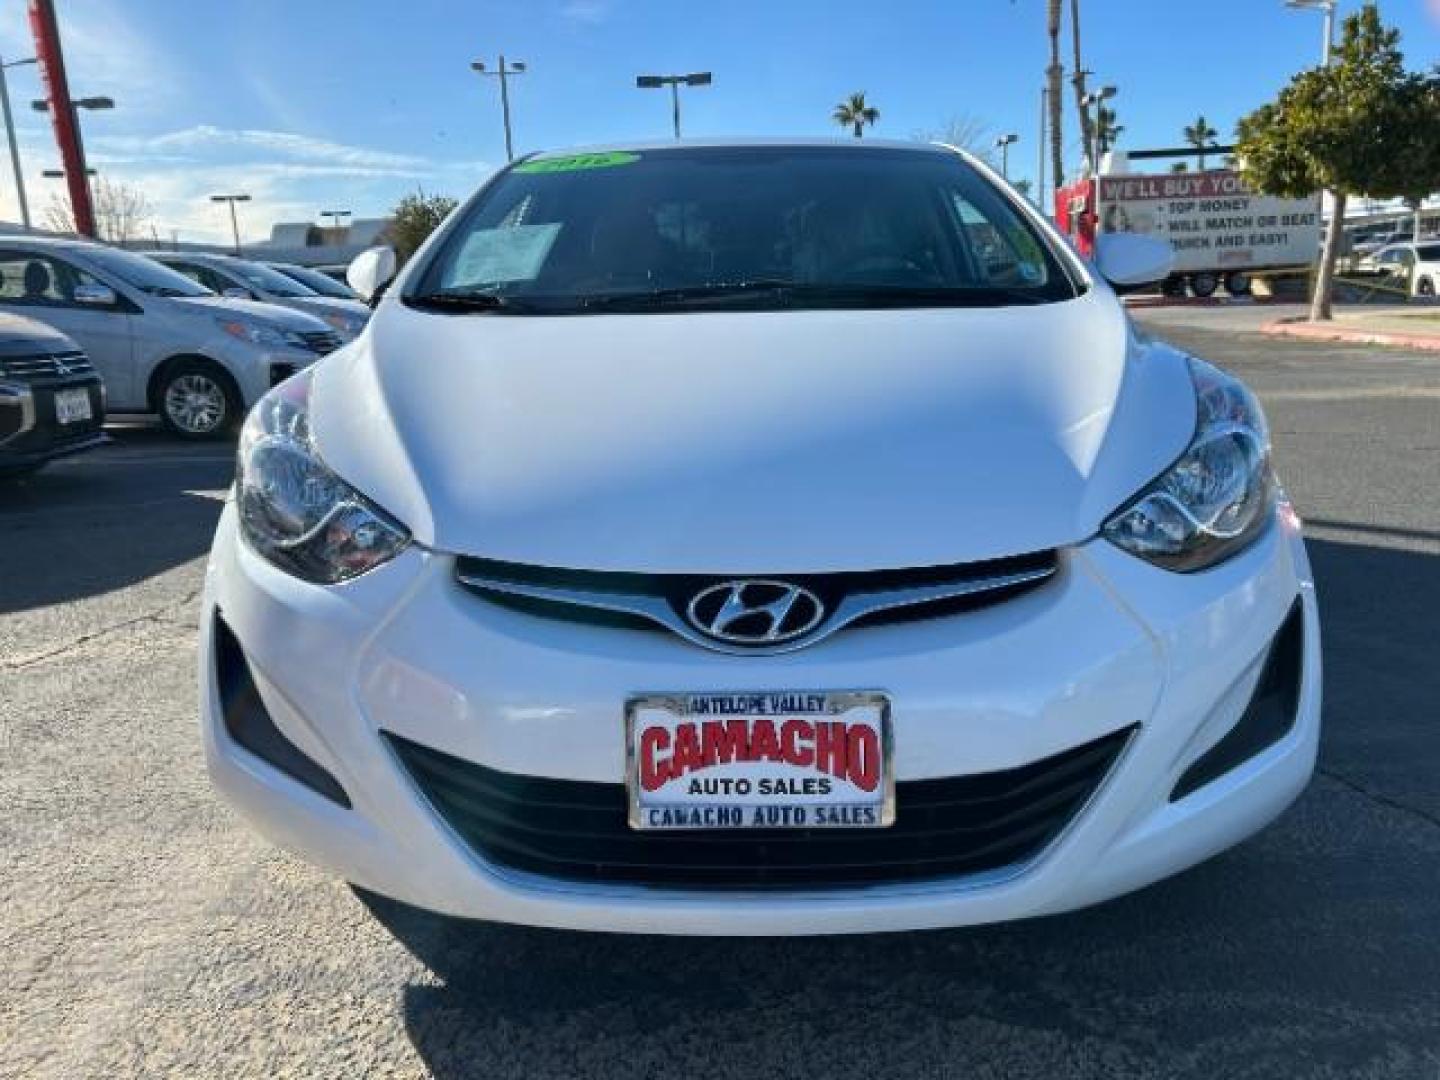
[200,507,1320,935]
[0,377,107,471]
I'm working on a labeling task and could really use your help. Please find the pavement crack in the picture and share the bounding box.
[1,588,202,671]
[1319,766,1440,832]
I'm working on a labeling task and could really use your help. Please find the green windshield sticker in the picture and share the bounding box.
[514,151,641,174]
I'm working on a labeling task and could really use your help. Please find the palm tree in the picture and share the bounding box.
[1069,0,1094,172]
[1095,105,1123,154]
[1046,0,1064,191]
[833,92,879,138]
[1184,114,1219,170]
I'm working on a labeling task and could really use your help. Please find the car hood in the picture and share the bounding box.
[284,295,370,321]
[171,295,333,333]
[312,291,1197,572]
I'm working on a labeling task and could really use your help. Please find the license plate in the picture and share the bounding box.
[626,691,894,831]
[54,388,92,424]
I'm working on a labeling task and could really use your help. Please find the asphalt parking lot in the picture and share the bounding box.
[3,315,1439,1079]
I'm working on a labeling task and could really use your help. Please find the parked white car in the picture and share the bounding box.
[145,251,370,340]
[0,238,339,437]
[202,140,1320,937]
[264,261,362,302]
[1368,242,1440,297]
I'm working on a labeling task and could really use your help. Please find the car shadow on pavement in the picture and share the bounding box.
[387,535,1440,1079]
[0,450,229,615]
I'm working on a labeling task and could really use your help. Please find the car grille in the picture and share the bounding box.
[0,351,95,381]
[384,725,1133,890]
[455,549,1060,653]
[294,330,342,355]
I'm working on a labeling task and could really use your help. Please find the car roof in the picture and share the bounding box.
[520,137,960,157]
[0,235,117,253]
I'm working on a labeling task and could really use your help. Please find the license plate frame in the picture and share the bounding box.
[54,388,92,425]
[625,690,895,831]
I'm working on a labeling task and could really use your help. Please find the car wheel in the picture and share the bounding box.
[1419,277,1436,297]
[1224,272,1252,297]
[1189,273,1219,298]
[158,360,240,439]
[1161,274,1187,298]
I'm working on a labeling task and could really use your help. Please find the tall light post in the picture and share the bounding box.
[0,56,37,229]
[636,72,712,139]
[1080,85,1116,175]
[470,55,526,162]
[320,208,351,233]
[211,193,250,255]
[32,92,111,229]
[994,133,1018,180]
[1285,0,1337,66]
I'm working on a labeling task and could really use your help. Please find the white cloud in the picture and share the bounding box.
[558,0,612,25]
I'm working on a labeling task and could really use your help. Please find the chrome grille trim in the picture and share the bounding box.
[456,556,1059,656]
[0,351,95,380]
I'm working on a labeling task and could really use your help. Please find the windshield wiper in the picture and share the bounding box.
[406,291,538,314]
[580,280,799,311]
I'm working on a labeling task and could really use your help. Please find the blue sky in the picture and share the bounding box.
[1,0,1436,243]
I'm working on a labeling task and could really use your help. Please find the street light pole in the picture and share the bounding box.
[211,193,250,255]
[320,208,351,233]
[0,56,37,229]
[994,133,1018,180]
[471,55,526,162]
[635,72,712,139]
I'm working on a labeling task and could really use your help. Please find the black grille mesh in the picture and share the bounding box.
[385,725,1132,890]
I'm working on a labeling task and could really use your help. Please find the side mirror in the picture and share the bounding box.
[1093,232,1175,294]
[72,282,117,307]
[347,246,397,304]
[221,286,252,300]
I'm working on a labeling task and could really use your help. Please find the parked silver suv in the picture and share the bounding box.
[0,238,339,438]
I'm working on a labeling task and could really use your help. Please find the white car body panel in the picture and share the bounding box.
[313,290,1195,571]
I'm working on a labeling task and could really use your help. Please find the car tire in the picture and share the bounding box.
[1161,275,1187,298]
[156,359,241,440]
[1189,273,1219,298]
[1224,272,1253,297]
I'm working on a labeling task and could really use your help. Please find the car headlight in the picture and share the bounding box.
[321,311,366,337]
[236,370,410,583]
[217,317,302,351]
[1102,356,1276,572]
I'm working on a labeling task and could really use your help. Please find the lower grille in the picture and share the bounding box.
[385,726,1133,890]
[295,330,342,355]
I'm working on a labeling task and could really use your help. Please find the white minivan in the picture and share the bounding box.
[0,237,340,437]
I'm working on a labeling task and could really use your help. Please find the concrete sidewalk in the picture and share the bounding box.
[1263,307,1440,352]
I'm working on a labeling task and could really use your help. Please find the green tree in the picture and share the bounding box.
[833,92,880,138]
[1183,114,1219,170]
[1096,105,1123,154]
[385,189,459,263]
[1236,4,1440,320]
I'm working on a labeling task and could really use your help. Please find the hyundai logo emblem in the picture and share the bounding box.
[685,580,826,646]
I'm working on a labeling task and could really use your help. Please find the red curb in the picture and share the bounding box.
[1261,318,1440,353]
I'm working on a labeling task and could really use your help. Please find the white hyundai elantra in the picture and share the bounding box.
[201,140,1321,937]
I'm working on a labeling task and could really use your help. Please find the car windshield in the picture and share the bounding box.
[271,263,357,299]
[83,247,214,297]
[227,259,319,298]
[412,145,1076,314]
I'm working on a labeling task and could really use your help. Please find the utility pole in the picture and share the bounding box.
[471,55,526,162]
[211,193,250,255]
[636,72,712,139]
[1038,86,1048,213]
[0,56,36,229]
[994,133,1018,181]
